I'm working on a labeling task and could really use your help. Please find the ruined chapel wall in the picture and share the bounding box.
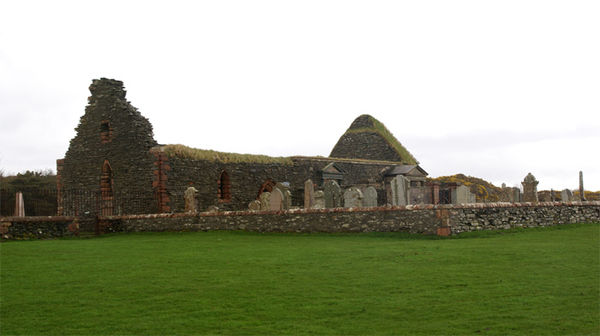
[59,79,157,215]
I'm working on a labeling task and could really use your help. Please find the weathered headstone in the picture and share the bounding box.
[579,171,586,201]
[511,188,521,203]
[14,192,25,217]
[184,187,198,213]
[343,187,363,208]
[304,179,315,209]
[363,186,378,207]
[324,180,342,208]
[270,188,284,211]
[561,189,573,202]
[521,173,539,203]
[248,200,261,211]
[259,192,271,211]
[313,191,325,209]
[390,175,409,206]
[453,185,474,204]
[275,182,292,210]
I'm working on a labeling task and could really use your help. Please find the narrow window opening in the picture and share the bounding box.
[218,171,231,202]
[100,121,112,143]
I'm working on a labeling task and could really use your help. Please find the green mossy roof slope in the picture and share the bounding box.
[331,114,418,164]
[159,144,293,165]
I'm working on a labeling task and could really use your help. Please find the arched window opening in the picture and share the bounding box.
[218,171,231,202]
[100,160,114,216]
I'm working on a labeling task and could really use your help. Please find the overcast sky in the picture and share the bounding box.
[1,0,598,191]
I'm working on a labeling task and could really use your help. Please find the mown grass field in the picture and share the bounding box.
[1,223,598,335]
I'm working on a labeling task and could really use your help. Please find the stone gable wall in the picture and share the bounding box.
[58,79,158,215]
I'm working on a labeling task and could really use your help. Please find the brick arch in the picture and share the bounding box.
[218,170,232,202]
[100,160,114,216]
[257,179,276,199]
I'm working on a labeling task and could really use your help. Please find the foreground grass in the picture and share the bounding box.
[1,224,598,335]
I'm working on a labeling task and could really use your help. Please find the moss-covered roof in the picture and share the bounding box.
[157,144,294,165]
[330,114,418,164]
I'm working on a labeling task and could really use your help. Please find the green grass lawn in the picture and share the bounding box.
[1,223,598,335]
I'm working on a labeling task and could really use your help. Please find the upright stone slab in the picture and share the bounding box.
[324,180,342,208]
[579,171,586,201]
[184,187,198,213]
[343,187,363,208]
[363,186,378,207]
[14,192,25,217]
[521,173,539,203]
[304,179,315,209]
[561,189,573,202]
[259,192,271,211]
[390,175,409,206]
[269,188,284,211]
[275,182,292,210]
[453,185,473,204]
[511,188,521,203]
[313,191,325,209]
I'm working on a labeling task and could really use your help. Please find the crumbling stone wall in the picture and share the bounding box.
[58,79,158,215]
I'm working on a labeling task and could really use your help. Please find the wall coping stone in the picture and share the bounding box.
[99,201,600,221]
[0,216,76,222]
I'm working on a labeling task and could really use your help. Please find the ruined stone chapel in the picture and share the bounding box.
[57,78,440,216]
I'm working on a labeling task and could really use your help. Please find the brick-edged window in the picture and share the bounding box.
[218,171,231,202]
[100,121,113,143]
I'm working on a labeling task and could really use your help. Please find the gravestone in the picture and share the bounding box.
[579,171,586,201]
[324,180,342,208]
[259,192,271,211]
[248,200,261,211]
[304,179,314,209]
[561,189,573,202]
[390,175,409,206]
[184,187,198,213]
[343,187,363,208]
[313,191,325,209]
[275,182,292,210]
[453,185,474,204]
[521,173,539,203]
[14,192,25,217]
[269,188,284,211]
[511,188,521,203]
[363,186,377,207]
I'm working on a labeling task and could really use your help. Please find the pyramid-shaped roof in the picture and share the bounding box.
[329,115,418,164]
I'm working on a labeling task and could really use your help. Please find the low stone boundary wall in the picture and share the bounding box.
[0,216,79,240]
[107,201,600,235]
[2,202,599,240]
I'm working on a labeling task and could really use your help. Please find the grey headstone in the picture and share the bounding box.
[304,179,314,209]
[453,185,474,204]
[269,188,284,211]
[343,187,363,208]
[324,180,342,208]
[184,187,198,213]
[579,171,586,201]
[363,186,377,207]
[390,175,409,206]
[313,190,325,209]
[14,191,25,217]
[274,182,291,210]
[561,189,573,202]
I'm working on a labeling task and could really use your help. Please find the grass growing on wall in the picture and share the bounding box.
[344,115,418,165]
[1,223,598,335]
[160,144,293,165]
